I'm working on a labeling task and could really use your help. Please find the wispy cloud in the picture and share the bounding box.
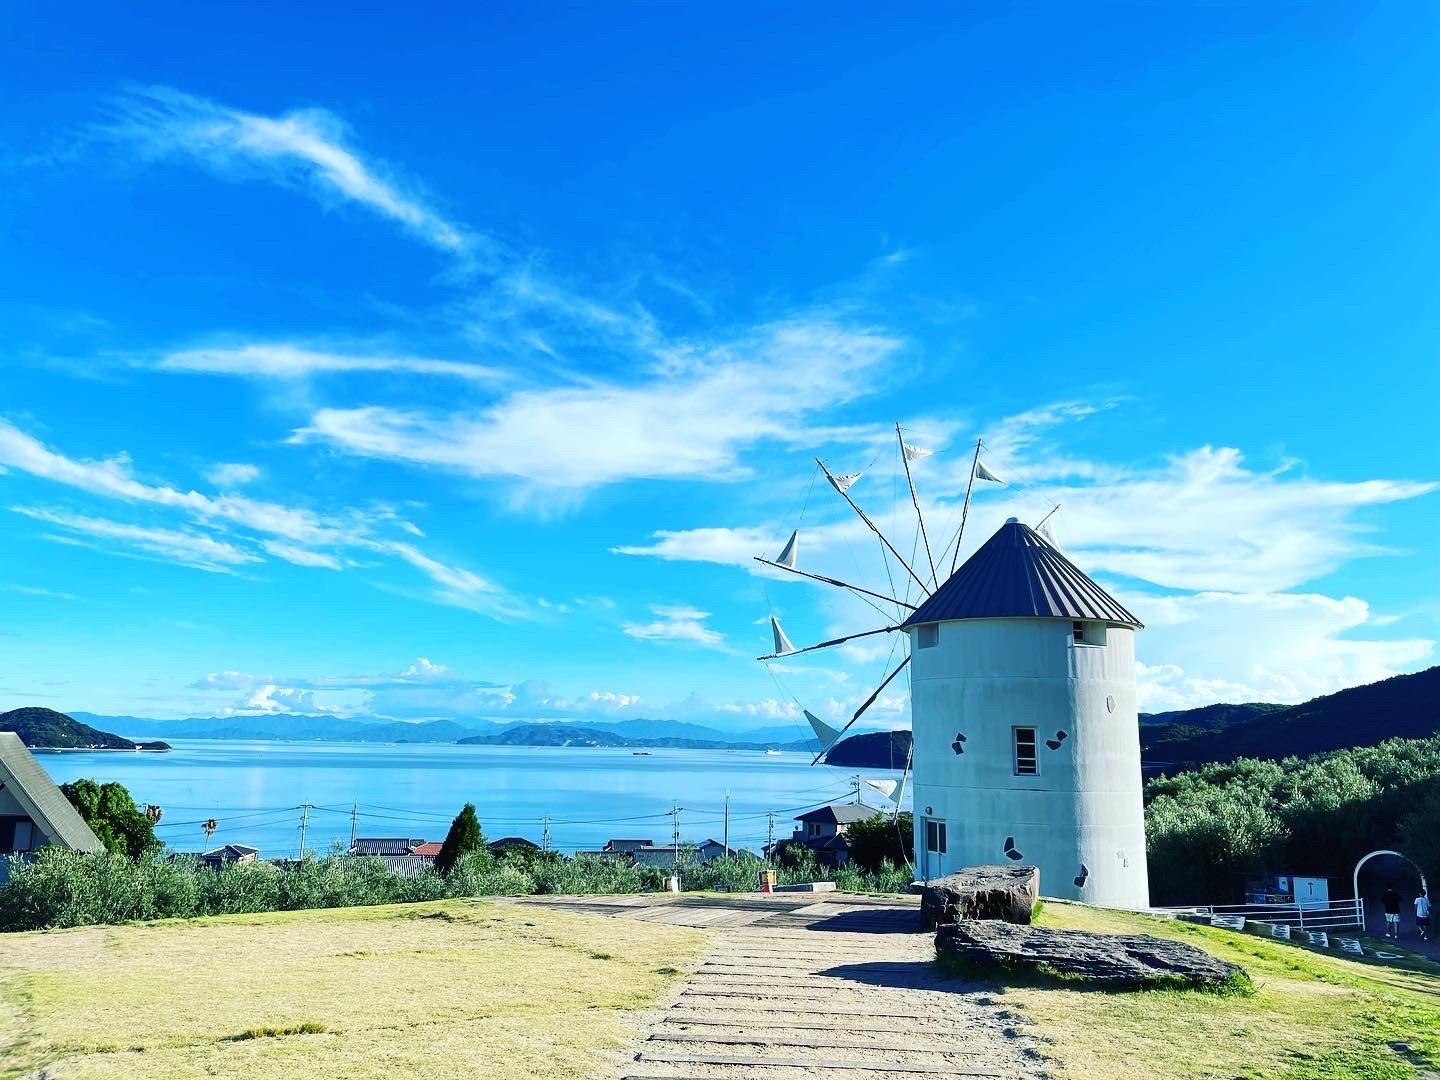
[104,86,479,259]
[292,319,903,496]
[205,462,261,487]
[161,344,503,383]
[0,419,518,616]
[623,604,732,651]
[0,583,80,601]
[12,506,262,574]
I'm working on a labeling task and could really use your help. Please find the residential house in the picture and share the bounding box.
[788,802,882,867]
[0,732,104,880]
[350,837,428,857]
[590,837,742,867]
[488,836,540,855]
[196,844,260,869]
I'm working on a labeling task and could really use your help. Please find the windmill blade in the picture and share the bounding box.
[811,656,912,765]
[770,616,797,656]
[864,778,899,802]
[804,709,843,750]
[757,623,901,662]
[752,557,917,610]
[776,530,798,569]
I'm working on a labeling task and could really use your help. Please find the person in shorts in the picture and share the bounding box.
[1415,889,1431,942]
[1382,885,1402,938]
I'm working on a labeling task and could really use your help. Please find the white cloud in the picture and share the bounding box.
[12,506,261,574]
[0,419,517,617]
[261,540,342,570]
[205,462,261,487]
[242,685,319,714]
[0,584,79,600]
[107,86,476,257]
[163,344,502,383]
[291,320,902,494]
[623,604,731,651]
[1132,591,1434,710]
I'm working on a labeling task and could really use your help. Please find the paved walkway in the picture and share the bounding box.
[506,893,1048,1080]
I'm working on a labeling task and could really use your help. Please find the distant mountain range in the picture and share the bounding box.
[63,710,822,751]
[0,707,171,751]
[820,666,1440,771]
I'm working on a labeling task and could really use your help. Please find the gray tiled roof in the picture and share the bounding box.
[904,519,1142,629]
[0,732,105,853]
[795,802,883,825]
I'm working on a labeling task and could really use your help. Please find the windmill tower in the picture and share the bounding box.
[903,518,1149,908]
[756,432,1150,910]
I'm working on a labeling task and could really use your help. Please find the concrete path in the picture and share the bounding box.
[507,894,1048,1080]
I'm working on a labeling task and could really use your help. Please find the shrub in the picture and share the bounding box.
[59,779,159,858]
[845,812,913,874]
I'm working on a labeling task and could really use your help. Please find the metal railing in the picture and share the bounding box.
[1157,897,1365,931]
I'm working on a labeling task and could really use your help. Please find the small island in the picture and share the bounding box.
[0,706,172,752]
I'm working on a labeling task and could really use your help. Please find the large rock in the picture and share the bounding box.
[936,920,1245,989]
[921,865,1040,928]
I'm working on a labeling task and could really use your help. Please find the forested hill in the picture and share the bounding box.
[1142,666,1440,768]
[0,707,171,751]
[457,723,815,752]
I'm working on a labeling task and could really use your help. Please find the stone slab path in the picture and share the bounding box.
[505,894,1048,1080]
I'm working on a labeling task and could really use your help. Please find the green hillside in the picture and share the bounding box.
[0,707,171,751]
[1143,666,1440,767]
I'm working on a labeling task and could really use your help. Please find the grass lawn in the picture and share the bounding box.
[984,901,1440,1080]
[0,899,709,1079]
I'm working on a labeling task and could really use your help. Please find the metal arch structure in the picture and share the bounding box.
[1352,848,1429,900]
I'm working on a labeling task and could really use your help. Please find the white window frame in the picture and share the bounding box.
[916,624,939,649]
[925,818,947,855]
[1013,727,1039,776]
[1072,620,1107,647]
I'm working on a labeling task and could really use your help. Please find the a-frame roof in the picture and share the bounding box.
[904,519,1142,629]
[0,732,106,852]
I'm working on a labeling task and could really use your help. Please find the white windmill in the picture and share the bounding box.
[756,427,1150,909]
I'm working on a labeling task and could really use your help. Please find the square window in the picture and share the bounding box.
[1014,727,1039,776]
[917,624,939,649]
[1072,621,1107,647]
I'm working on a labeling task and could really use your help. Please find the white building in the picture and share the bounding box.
[903,518,1150,909]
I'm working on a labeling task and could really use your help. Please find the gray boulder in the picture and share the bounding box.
[936,919,1245,989]
[921,865,1040,928]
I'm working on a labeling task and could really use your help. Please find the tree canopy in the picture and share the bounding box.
[60,779,159,858]
[435,803,486,875]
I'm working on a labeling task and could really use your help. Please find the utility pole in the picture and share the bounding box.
[541,816,550,852]
[766,813,776,861]
[851,774,862,803]
[297,803,311,859]
[723,789,730,860]
[671,803,682,871]
[349,803,358,854]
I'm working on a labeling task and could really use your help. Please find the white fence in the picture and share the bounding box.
[1158,897,1365,932]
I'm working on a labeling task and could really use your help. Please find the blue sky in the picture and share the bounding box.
[1,4,1436,729]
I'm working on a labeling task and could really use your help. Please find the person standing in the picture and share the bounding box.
[1415,889,1431,942]
[1382,885,1402,939]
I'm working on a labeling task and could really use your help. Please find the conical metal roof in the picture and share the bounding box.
[904,519,1142,629]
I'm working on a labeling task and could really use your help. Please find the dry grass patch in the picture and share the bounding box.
[977,901,1440,1079]
[0,899,708,1080]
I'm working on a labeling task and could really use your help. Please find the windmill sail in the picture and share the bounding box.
[864,778,900,802]
[828,471,863,494]
[974,460,1004,484]
[1039,518,1060,548]
[902,443,933,462]
[776,530,798,569]
[770,616,797,656]
[804,709,842,750]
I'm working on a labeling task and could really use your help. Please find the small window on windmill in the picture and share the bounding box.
[1072,621,1107,647]
[1013,727,1039,775]
[917,624,939,649]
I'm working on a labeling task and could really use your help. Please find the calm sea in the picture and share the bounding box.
[36,740,905,859]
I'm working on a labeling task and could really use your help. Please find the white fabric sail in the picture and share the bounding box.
[828,471,863,494]
[770,616,797,656]
[864,778,900,802]
[776,530,798,569]
[1039,518,1060,549]
[974,459,1004,484]
[804,709,842,750]
[902,443,933,462]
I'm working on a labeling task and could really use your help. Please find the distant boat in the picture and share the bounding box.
[765,748,782,756]
[631,750,652,756]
